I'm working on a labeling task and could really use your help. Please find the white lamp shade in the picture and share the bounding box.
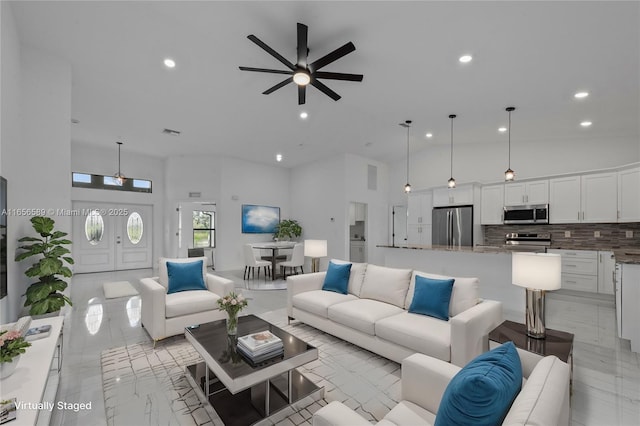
[304,240,327,258]
[512,252,561,291]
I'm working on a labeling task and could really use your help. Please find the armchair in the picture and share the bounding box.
[139,257,234,341]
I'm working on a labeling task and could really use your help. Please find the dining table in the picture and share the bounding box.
[252,242,296,280]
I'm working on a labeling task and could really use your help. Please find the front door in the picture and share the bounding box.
[73,202,153,273]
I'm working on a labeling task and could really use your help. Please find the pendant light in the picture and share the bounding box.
[505,106,516,181]
[114,141,126,185]
[400,120,412,193]
[447,114,456,188]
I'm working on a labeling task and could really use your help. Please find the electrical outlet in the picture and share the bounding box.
[594,231,601,238]
[564,231,571,238]
[626,230,634,238]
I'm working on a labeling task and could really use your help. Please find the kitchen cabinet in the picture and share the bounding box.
[349,203,367,226]
[481,184,504,225]
[598,251,615,295]
[549,172,617,224]
[350,241,366,263]
[547,249,598,293]
[504,179,549,206]
[433,184,473,207]
[617,263,640,353]
[407,191,432,225]
[407,224,431,246]
[618,167,640,222]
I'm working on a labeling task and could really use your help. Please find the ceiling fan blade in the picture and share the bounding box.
[262,77,293,95]
[297,23,308,68]
[311,79,341,101]
[298,85,306,105]
[314,71,363,82]
[247,34,296,71]
[239,66,293,75]
[308,42,356,72]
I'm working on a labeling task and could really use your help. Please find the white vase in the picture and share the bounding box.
[0,354,21,379]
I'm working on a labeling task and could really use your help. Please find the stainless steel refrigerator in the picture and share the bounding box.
[432,205,473,247]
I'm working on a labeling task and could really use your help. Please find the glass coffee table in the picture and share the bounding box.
[184,314,322,426]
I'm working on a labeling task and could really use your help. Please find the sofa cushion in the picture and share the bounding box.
[434,341,522,426]
[383,400,436,426]
[405,271,479,317]
[293,290,358,318]
[328,299,404,336]
[408,276,455,321]
[330,259,367,296]
[166,260,207,294]
[359,264,412,308]
[159,256,207,290]
[322,261,352,294]
[165,290,219,318]
[375,312,451,362]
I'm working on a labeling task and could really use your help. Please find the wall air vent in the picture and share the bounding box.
[162,128,181,136]
[189,192,201,198]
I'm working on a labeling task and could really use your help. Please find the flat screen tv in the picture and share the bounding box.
[241,204,280,234]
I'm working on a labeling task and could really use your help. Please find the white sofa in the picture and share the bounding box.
[287,261,502,367]
[139,257,235,341]
[313,351,571,426]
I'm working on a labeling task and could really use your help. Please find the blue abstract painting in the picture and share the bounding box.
[241,205,280,234]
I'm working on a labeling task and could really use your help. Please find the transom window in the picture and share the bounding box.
[72,172,152,193]
[193,210,215,248]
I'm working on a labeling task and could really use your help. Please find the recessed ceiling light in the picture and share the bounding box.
[574,91,589,99]
[276,154,283,162]
[498,127,507,133]
[299,111,308,119]
[459,55,472,63]
[425,133,433,138]
[580,121,592,127]
[163,58,176,68]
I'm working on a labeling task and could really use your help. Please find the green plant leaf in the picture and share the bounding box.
[25,264,42,277]
[63,256,75,265]
[31,216,55,235]
[39,257,63,276]
[59,266,73,278]
[25,281,53,303]
[17,236,44,243]
[48,246,71,258]
[49,239,72,245]
[50,231,68,239]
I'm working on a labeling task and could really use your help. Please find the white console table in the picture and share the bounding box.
[0,317,64,425]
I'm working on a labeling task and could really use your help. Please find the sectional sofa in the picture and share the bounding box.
[287,261,503,367]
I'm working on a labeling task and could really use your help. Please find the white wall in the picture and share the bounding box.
[0,31,72,323]
[70,142,165,269]
[164,155,291,270]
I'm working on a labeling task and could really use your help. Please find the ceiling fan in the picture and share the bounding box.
[239,23,363,105]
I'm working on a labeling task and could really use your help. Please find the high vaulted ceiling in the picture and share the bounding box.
[10,1,640,168]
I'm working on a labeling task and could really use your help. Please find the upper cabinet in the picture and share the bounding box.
[407,191,433,225]
[433,185,474,207]
[618,167,640,222]
[481,184,504,225]
[504,179,549,206]
[549,172,617,224]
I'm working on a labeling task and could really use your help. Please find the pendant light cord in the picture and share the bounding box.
[449,115,455,178]
[508,109,512,169]
[406,124,410,183]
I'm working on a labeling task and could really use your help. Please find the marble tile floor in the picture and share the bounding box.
[49,268,639,425]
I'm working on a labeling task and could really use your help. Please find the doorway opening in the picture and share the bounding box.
[177,202,216,269]
[349,202,367,263]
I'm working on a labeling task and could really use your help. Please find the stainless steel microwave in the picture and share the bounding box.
[503,204,549,224]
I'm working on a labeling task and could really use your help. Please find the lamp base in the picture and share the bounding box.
[311,258,320,273]
[525,288,547,339]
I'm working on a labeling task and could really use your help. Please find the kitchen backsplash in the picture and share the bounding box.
[483,223,640,249]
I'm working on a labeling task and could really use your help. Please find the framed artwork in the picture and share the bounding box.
[241,204,280,234]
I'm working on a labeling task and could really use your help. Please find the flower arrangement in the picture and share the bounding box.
[217,292,248,335]
[0,330,31,363]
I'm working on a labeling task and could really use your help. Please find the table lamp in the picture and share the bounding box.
[304,240,327,273]
[512,252,561,339]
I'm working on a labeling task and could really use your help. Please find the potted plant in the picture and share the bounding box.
[0,329,31,378]
[15,216,73,316]
[273,219,302,241]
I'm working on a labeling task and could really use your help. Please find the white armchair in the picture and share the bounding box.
[139,257,234,341]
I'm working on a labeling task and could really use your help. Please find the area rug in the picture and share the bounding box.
[101,309,401,426]
[103,281,139,299]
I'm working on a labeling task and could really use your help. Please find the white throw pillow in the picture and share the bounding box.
[359,264,412,308]
[405,270,479,317]
[158,257,208,290]
[329,259,368,296]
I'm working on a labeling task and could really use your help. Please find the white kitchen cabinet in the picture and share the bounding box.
[549,176,581,223]
[504,179,549,206]
[581,172,617,223]
[407,191,432,225]
[406,224,431,246]
[615,263,622,337]
[350,241,366,263]
[618,263,640,353]
[547,249,598,293]
[618,167,640,222]
[481,184,504,224]
[433,184,473,207]
[598,251,615,295]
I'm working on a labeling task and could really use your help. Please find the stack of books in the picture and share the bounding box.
[237,331,284,364]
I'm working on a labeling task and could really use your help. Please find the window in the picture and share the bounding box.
[85,210,104,245]
[193,210,215,248]
[72,172,152,193]
[126,212,143,244]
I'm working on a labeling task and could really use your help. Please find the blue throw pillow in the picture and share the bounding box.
[321,261,352,294]
[408,275,455,321]
[166,260,207,294]
[435,341,522,426]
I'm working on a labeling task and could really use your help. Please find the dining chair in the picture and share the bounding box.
[243,244,271,280]
[278,243,304,279]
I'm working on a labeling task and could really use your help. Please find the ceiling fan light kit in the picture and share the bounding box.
[239,23,363,105]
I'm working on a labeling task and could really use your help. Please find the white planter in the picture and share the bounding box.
[0,354,21,379]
